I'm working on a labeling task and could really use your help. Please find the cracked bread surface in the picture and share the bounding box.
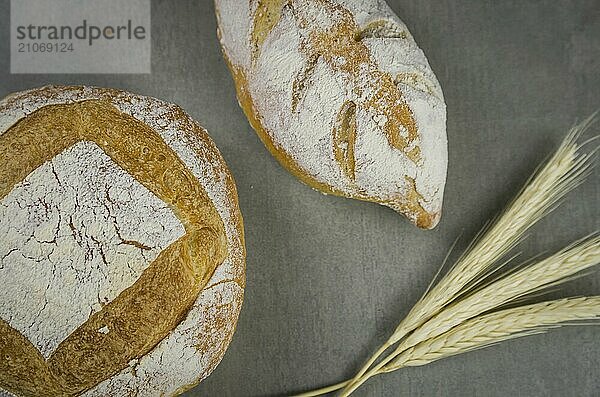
[216,0,447,228]
[0,86,245,396]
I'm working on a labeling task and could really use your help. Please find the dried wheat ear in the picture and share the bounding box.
[296,117,600,397]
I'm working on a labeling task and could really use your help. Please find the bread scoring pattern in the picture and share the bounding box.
[0,87,245,396]
[217,0,448,228]
[272,1,422,162]
[0,140,185,360]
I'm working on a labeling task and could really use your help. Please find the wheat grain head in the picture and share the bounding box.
[385,296,600,371]
[398,235,600,351]
[391,119,597,344]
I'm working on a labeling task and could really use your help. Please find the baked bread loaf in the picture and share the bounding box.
[216,0,447,229]
[0,86,245,396]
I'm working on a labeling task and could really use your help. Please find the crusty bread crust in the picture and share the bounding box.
[216,0,447,229]
[0,86,245,396]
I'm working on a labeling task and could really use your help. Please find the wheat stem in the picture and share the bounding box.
[342,341,390,393]
[340,121,596,393]
[339,297,600,395]
[338,357,391,396]
[292,380,351,397]
[299,120,598,397]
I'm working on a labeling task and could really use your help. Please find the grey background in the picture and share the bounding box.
[0,0,598,396]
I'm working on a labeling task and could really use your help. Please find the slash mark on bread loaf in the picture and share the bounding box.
[291,53,320,112]
[357,20,408,40]
[395,72,440,100]
[250,0,288,62]
[0,100,227,396]
[333,101,358,182]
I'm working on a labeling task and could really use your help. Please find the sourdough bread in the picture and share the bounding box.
[0,86,245,396]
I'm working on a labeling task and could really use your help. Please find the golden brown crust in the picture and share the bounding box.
[0,87,245,396]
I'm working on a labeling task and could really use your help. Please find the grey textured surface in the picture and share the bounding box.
[0,1,599,396]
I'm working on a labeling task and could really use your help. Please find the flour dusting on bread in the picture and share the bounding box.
[0,86,245,396]
[0,141,185,359]
[216,0,447,228]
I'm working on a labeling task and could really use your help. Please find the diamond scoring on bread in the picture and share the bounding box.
[0,140,185,360]
[0,86,245,397]
[216,0,447,228]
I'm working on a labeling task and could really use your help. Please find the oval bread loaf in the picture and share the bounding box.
[216,0,447,229]
[0,86,245,396]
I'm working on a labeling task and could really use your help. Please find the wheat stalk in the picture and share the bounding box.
[341,118,596,389]
[295,118,598,397]
[296,297,600,397]
[339,237,600,396]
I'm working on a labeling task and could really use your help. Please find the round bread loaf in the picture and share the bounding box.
[216,0,447,229]
[0,86,245,396]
